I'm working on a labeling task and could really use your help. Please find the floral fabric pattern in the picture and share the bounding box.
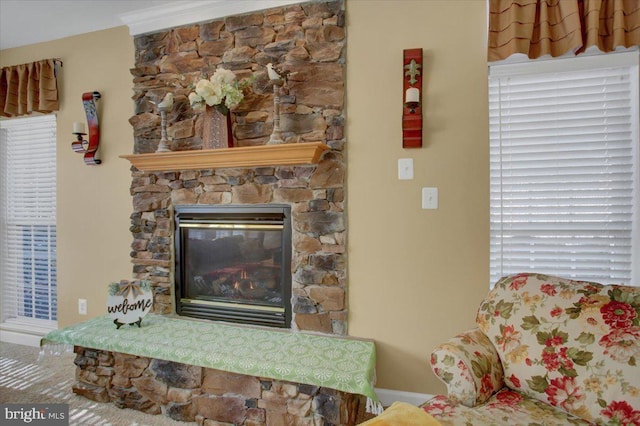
[430,328,504,407]
[477,273,640,424]
[421,391,591,426]
[424,273,640,425]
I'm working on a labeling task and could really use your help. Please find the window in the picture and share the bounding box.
[489,52,639,287]
[0,114,57,337]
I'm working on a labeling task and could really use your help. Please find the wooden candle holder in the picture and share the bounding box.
[402,48,423,148]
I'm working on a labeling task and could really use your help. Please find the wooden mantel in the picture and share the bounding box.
[120,142,329,172]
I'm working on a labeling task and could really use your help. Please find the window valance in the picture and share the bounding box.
[488,0,640,61]
[0,58,61,117]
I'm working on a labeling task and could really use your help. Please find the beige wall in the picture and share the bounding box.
[346,1,489,393]
[0,0,489,395]
[0,27,135,327]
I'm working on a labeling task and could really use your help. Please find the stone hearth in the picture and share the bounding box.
[127,0,347,335]
[73,346,372,425]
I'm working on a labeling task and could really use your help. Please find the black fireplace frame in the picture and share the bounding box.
[174,204,292,328]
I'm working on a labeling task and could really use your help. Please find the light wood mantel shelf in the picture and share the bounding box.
[120,142,329,172]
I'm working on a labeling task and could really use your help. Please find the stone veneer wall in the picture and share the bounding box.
[72,346,371,425]
[127,0,347,334]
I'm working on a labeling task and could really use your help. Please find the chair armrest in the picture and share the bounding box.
[430,327,504,407]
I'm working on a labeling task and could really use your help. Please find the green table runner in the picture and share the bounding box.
[41,314,378,402]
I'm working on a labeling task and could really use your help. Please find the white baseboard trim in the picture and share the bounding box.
[374,388,433,407]
[0,329,43,347]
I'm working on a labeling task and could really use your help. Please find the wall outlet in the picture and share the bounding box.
[78,298,87,315]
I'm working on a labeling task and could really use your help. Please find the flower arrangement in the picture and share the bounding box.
[188,68,252,115]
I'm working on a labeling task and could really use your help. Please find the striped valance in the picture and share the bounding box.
[0,58,61,117]
[489,0,640,61]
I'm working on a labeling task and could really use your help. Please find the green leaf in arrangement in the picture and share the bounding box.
[567,348,593,366]
[565,305,582,319]
[537,331,552,346]
[527,375,549,393]
[521,315,540,331]
[575,332,595,345]
[443,354,455,367]
[556,330,569,344]
[559,367,578,378]
[496,300,514,319]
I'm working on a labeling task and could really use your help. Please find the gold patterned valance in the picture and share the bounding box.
[489,0,640,61]
[0,58,61,117]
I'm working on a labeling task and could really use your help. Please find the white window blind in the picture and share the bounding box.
[489,52,639,287]
[0,114,57,334]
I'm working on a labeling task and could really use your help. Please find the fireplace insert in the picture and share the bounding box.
[174,205,292,328]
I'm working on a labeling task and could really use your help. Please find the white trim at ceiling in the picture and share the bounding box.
[120,0,306,36]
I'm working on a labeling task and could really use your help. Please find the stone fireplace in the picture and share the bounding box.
[64,3,378,423]
[174,204,292,328]
[127,0,347,335]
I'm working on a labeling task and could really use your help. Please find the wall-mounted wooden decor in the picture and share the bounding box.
[71,91,102,164]
[402,48,423,148]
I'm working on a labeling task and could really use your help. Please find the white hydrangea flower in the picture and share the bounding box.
[188,92,202,106]
[211,68,236,86]
[189,67,252,113]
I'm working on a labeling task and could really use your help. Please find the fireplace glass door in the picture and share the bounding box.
[174,205,291,327]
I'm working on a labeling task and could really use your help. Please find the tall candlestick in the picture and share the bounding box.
[267,84,284,145]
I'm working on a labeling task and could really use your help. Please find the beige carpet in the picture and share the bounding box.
[0,341,185,425]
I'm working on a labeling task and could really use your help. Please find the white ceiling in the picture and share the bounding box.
[0,0,305,51]
[0,0,178,50]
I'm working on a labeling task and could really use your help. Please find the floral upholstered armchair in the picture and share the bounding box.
[421,273,640,425]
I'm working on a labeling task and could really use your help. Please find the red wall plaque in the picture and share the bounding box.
[402,48,423,148]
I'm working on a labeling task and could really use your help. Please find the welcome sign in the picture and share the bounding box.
[107,280,153,329]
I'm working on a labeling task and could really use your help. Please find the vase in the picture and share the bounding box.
[202,106,233,149]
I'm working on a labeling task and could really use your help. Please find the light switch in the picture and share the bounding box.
[422,187,438,209]
[398,158,413,180]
